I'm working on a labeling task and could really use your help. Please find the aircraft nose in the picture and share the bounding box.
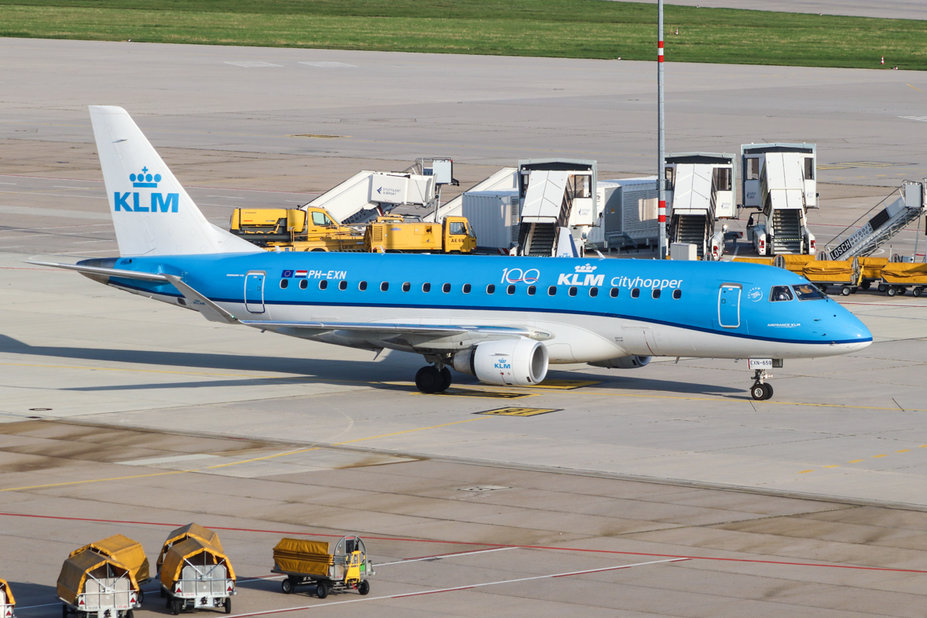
[820,307,872,350]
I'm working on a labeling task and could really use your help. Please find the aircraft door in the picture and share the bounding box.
[244,271,265,314]
[718,284,741,328]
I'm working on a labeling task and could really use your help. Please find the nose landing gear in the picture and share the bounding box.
[750,368,774,401]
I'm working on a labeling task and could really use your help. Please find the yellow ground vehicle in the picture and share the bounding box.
[364,216,476,253]
[70,535,150,602]
[0,578,15,618]
[272,536,373,598]
[156,523,224,572]
[57,549,141,618]
[229,207,364,251]
[880,262,927,296]
[160,537,236,615]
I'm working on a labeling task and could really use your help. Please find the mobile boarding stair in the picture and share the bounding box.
[665,153,733,260]
[824,180,926,261]
[516,160,596,257]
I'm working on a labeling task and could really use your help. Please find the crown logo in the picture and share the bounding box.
[130,167,162,188]
[574,263,597,273]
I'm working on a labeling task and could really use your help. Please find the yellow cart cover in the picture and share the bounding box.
[159,537,236,589]
[70,534,150,583]
[57,549,138,605]
[157,523,223,570]
[801,260,860,284]
[881,262,927,284]
[858,257,889,280]
[731,256,776,266]
[774,254,817,274]
[0,577,15,606]
[272,538,332,577]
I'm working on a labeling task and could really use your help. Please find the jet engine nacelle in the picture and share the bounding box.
[453,338,549,386]
[588,355,651,369]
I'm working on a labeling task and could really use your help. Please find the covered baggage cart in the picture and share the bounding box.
[272,535,373,598]
[0,578,15,618]
[801,258,861,296]
[857,256,889,290]
[71,534,150,598]
[156,523,223,571]
[880,262,927,296]
[160,538,235,615]
[57,549,140,618]
[774,253,817,275]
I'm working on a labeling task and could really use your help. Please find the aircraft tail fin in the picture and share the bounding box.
[89,105,260,257]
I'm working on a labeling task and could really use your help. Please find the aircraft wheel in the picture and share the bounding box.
[415,366,443,393]
[750,383,766,401]
[762,383,774,400]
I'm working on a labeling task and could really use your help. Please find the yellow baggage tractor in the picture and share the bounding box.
[801,258,862,296]
[0,578,15,618]
[160,538,235,615]
[70,534,150,602]
[880,261,927,296]
[156,523,223,572]
[272,535,374,598]
[57,549,141,618]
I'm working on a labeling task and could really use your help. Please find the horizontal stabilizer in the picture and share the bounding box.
[27,260,169,282]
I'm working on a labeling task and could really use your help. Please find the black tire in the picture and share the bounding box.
[170,597,181,615]
[358,580,370,596]
[762,382,774,401]
[415,366,441,393]
[224,598,232,614]
[137,588,144,605]
[438,367,452,392]
[861,281,871,290]
[281,578,294,594]
[62,605,69,618]
[914,287,923,297]
[750,383,766,401]
[126,611,134,618]
[840,286,851,296]
[316,583,329,599]
[887,286,897,297]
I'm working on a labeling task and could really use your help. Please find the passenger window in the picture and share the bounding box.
[359,281,367,291]
[770,286,793,301]
[280,279,288,289]
[631,288,640,298]
[380,282,389,292]
[338,280,347,291]
[442,283,451,293]
[527,285,536,295]
[568,287,577,297]
[507,285,516,295]
[548,286,557,296]
[609,288,619,298]
[462,283,471,294]
[672,289,681,300]
[422,282,431,292]
[486,284,495,294]
[319,280,327,290]
[402,282,411,292]
[652,289,661,299]
[300,279,308,290]
[589,287,598,297]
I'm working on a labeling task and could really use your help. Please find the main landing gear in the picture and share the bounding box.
[750,368,774,401]
[415,364,452,394]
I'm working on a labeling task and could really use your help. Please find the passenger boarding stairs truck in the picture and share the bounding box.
[664,153,736,260]
[515,159,596,257]
[742,143,817,256]
[824,180,926,261]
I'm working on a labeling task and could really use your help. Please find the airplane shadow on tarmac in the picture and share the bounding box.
[0,334,740,397]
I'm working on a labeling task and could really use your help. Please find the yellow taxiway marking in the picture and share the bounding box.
[798,445,927,474]
[908,83,922,92]
[476,407,561,417]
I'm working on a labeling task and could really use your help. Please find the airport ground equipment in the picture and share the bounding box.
[742,143,816,256]
[156,523,224,572]
[364,215,476,253]
[230,206,365,252]
[462,189,520,251]
[70,535,150,602]
[800,259,862,296]
[773,253,817,275]
[879,262,927,296]
[57,549,141,618]
[516,159,597,257]
[858,257,890,290]
[426,167,518,223]
[664,153,735,260]
[160,538,235,615]
[823,180,926,261]
[272,536,373,598]
[586,177,660,252]
[304,169,438,225]
[0,578,15,618]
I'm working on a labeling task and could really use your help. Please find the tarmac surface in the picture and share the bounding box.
[2,38,927,616]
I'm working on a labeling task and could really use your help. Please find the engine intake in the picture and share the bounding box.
[453,338,548,386]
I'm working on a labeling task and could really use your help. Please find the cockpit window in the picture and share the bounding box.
[792,283,825,300]
[770,286,793,302]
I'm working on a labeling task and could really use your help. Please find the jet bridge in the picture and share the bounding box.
[516,159,596,257]
[824,180,926,261]
[665,153,735,260]
[742,144,817,256]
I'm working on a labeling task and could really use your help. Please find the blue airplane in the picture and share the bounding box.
[33,107,872,401]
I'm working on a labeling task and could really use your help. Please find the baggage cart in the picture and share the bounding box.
[57,549,140,618]
[857,256,889,290]
[272,535,373,598]
[880,262,927,296]
[801,258,862,296]
[70,535,150,602]
[156,523,223,572]
[0,578,15,618]
[160,538,235,615]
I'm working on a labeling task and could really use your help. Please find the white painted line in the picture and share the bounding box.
[298,61,357,69]
[229,558,688,616]
[376,546,518,566]
[225,61,283,68]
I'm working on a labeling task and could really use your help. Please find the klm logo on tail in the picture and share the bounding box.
[114,167,179,213]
